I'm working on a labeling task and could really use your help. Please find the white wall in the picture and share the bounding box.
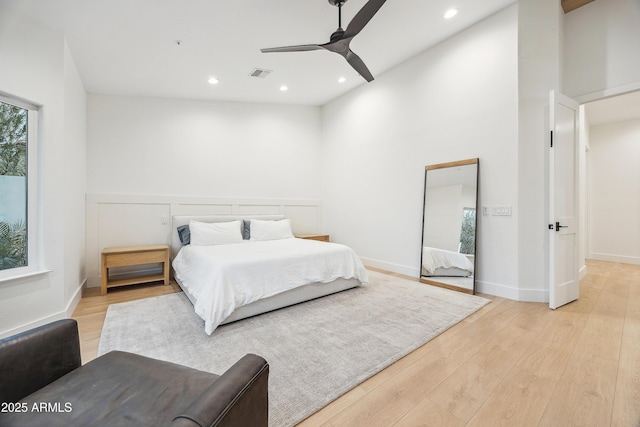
[517,0,562,301]
[563,0,640,101]
[0,10,87,337]
[87,95,322,198]
[63,42,88,306]
[424,184,476,252]
[321,6,520,295]
[61,43,87,308]
[588,119,640,264]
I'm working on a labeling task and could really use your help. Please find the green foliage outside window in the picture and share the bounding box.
[459,208,476,255]
[0,102,27,177]
[0,220,27,269]
[0,101,28,270]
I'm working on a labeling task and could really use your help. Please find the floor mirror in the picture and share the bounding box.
[420,158,479,294]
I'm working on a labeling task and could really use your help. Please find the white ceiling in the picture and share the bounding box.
[2,0,516,106]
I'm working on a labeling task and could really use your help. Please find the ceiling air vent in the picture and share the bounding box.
[249,68,272,78]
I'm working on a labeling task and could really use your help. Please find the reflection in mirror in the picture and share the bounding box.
[420,158,479,294]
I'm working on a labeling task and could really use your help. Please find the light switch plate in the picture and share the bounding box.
[492,205,512,216]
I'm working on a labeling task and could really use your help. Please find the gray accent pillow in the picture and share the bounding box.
[177,225,191,245]
[242,220,250,240]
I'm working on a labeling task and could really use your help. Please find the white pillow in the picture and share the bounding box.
[189,220,243,246]
[249,219,294,241]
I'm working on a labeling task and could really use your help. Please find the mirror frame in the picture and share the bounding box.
[420,158,479,294]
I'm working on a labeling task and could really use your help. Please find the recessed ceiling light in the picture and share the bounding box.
[280,85,288,91]
[208,76,219,85]
[444,8,458,19]
[338,77,346,83]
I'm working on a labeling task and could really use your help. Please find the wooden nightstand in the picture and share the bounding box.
[101,244,170,295]
[295,234,330,242]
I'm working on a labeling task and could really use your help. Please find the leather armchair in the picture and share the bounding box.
[0,319,269,426]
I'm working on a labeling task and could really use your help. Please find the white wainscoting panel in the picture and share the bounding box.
[86,194,322,288]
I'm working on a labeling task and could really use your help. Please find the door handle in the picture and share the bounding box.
[555,221,568,231]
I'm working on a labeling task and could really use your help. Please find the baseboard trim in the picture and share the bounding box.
[475,280,518,300]
[65,279,85,317]
[360,259,549,302]
[0,280,86,340]
[0,311,68,340]
[580,264,588,279]
[589,253,640,266]
[517,287,548,303]
[475,280,548,303]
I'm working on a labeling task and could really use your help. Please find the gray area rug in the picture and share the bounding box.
[99,270,490,426]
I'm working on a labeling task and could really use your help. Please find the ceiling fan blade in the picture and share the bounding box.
[345,50,374,82]
[344,0,387,38]
[261,44,323,53]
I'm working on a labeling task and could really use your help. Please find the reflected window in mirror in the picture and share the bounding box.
[459,208,476,255]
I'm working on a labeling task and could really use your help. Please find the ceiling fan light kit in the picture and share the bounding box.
[261,0,387,82]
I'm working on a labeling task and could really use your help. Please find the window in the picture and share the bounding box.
[0,94,40,280]
[459,207,476,255]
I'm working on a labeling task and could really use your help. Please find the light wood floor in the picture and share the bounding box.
[72,260,640,426]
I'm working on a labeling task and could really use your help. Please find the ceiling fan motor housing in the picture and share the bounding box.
[261,0,386,82]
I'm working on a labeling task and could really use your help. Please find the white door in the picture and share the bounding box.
[549,91,580,309]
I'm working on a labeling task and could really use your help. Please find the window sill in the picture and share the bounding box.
[0,269,52,285]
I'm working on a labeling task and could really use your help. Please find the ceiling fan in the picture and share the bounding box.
[261,0,387,82]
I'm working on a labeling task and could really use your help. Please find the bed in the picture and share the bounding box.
[171,215,368,334]
[421,246,474,277]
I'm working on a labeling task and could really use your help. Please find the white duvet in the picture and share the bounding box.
[172,238,368,334]
[421,246,474,276]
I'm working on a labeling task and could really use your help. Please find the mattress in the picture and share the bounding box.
[173,238,368,334]
[421,246,474,276]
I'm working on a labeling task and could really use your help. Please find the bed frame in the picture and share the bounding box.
[170,215,361,326]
